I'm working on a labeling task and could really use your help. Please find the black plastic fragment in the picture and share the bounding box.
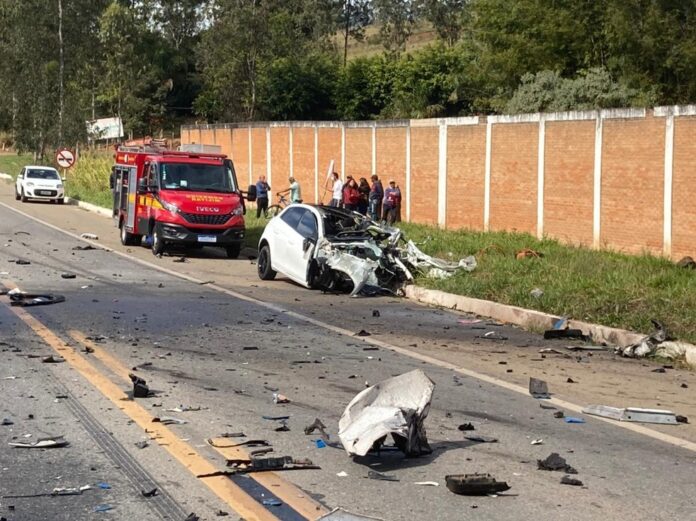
[537,453,577,474]
[543,329,584,340]
[445,473,510,495]
[129,373,150,398]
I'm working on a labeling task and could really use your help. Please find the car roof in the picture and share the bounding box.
[24,165,58,171]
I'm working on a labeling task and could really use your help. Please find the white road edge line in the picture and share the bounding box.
[3,200,696,454]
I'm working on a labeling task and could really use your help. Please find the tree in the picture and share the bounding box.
[374,0,417,54]
[335,55,397,119]
[505,68,640,114]
[420,0,468,46]
[337,0,372,65]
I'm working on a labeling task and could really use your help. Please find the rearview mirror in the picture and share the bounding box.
[246,184,257,202]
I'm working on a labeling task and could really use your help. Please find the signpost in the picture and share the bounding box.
[55,147,76,185]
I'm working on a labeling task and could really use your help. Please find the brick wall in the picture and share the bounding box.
[544,120,594,246]
[671,117,696,259]
[182,106,696,260]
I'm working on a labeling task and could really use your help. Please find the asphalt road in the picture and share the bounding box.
[1,193,696,521]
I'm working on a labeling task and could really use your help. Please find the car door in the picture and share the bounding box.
[286,210,319,284]
[272,207,305,277]
[16,168,24,193]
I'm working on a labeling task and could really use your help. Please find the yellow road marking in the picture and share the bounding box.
[69,331,329,520]
[208,438,328,520]
[4,200,696,455]
[0,292,279,521]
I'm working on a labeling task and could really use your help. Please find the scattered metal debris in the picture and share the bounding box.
[9,436,69,449]
[304,418,329,441]
[80,233,98,240]
[529,378,550,399]
[458,422,475,431]
[531,439,544,445]
[129,373,150,398]
[445,473,510,495]
[582,405,681,425]
[338,369,434,457]
[152,416,187,425]
[537,453,577,474]
[42,355,65,363]
[273,392,290,404]
[413,481,439,487]
[544,328,584,340]
[366,470,399,482]
[561,475,584,486]
[60,272,76,279]
[9,292,66,307]
[72,244,99,251]
[141,488,158,497]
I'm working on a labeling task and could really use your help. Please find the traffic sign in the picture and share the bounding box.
[56,148,76,169]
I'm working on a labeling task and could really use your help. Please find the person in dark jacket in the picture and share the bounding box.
[369,175,383,221]
[357,177,370,215]
[382,179,401,224]
[255,175,271,218]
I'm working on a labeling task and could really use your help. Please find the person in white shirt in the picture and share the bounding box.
[329,172,343,207]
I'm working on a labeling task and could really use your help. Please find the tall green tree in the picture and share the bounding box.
[337,0,372,65]
[374,0,418,54]
[419,0,469,46]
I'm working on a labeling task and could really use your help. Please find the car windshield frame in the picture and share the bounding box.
[157,161,238,193]
[26,169,60,180]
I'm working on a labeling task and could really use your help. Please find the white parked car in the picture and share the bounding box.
[15,166,65,204]
[257,204,412,295]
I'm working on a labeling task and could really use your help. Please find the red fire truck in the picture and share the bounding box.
[111,144,253,258]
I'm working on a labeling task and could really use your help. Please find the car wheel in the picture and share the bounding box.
[20,189,27,202]
[56,198,64,205]
[225,243,241,259]
[257,244,276,280]
[151,223,165,256]
[14,187,20,201]
[120,221,141,246]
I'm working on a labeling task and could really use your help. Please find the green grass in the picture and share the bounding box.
[397,222,696,343]
[63,151,113,208]
[0,152,37,178]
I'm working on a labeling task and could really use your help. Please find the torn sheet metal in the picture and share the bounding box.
[312,209,476,296]
[338,369,434,457]
[582,405,679,424]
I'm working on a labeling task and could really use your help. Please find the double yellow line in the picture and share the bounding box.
[1,286,328,521]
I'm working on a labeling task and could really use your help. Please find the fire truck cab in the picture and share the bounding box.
[112,144,249,258]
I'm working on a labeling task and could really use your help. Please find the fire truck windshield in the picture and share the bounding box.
[158,162,237,193]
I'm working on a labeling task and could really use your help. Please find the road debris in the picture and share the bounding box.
[372,310,380,317]
[564,417,585,424]
[529,378,550,399]
[414,481,439,487]
[479,331,508,341]
[9,292,66,307]
[677,256,696,269]
[184,514,200,521]
[152,416,187,425]
[582,405,681,425]
[445,473,510,495]
[561,475,584,486]
[72,244,99,251]
[531,439,544,445]
[338,369,434,457]
[530,288,544,298]
[544,328,584,340]
[337,471,348,477]
[458,422,475,431]
[134,440,149,449]
[464,435,498,443]
[1,418,14,426]
[315,439,327,448]
[273,392,290,404]
[355,329,371,337]
[129,373,150,398]
[80,233,98,240]
[42,355,65,363]
[304,418,329,441]
[262,498,282,507]
[318,508,385,521]
[366,470,399,481]
[60,272,77,279]
[237,455,319,473]
[537,453,577,473]
[9,436,69,448]
[14,259,30,265]
[141,488,158,497]
[553,411,565,418]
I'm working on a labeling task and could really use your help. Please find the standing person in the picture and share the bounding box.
[357,177,370,215]
[277,176,302,204]
[255,175,271,218]
[329,172,343,207]
[382,179,401,224]
[342,176,360,211]
[369,174,383,221]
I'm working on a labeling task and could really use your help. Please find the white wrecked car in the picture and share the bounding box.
[257,205,475,296]
[338,369,435,457]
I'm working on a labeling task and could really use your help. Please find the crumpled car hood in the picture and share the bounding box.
[338,369,435,457]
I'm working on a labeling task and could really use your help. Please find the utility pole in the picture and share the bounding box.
[58,0,64,144]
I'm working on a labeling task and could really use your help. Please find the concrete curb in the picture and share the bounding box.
[404,285,696,368]
[65,197,113,218]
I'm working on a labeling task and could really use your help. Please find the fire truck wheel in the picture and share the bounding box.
[225,244,241,259]
[120,222,141,246]
[257,244,276,280]
[151,223,165,256]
